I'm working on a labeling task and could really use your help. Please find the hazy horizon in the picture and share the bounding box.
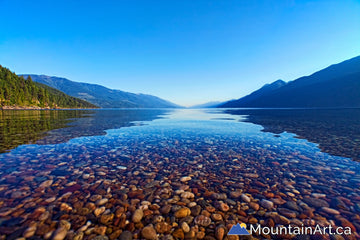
[1,0,360,106]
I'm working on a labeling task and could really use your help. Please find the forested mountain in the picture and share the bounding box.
[22,75,180,108]
[219,56,360,108]
[0,65,97,109]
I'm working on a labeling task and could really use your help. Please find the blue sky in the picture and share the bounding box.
[1,0,360,106]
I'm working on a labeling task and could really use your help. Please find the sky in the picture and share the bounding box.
[1,0,360,106]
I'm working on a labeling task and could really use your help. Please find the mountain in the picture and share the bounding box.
[0,65,97,109]
[21,75,180,108]
[190,101,223,108]
[219,55,360,108]
[221,80,286,108]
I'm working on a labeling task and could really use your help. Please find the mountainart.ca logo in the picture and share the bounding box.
[228,223,250,235]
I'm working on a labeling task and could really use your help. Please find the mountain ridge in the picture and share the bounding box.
[219,55,360,108]
[21,75,181,108]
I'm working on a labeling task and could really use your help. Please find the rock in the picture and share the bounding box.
[174,207,191,218]
[248,217,258,224]
[160,205,172,214]
[181,192,194,199]
[215,226,225,240]
[40,180,53,188]
[11,191,26,199]
[211,193,227,200]
[273,214,290,225]
[241,194,251,203]
[141,225,157,240]
[284,201,300,211]
[119,231,133,240]
[260,199,274,210]
[94,207,106,217]
[180,176,191,182]
[59,220,71,231]
[93,236,109,240]
[155,222,172,234]
[73,232,84,240]
[23,224,37,238]
[196,231,205,239]
[185,230,196,239]
[90,195,102,202]
[190,205,201,216]
[96,198,109,206]
[278,208,297,218]
[52,227,68,240]
[211,213,223,221]
[311,193,326,198]
[132,209,144,223]
[100,213,114,225]
[249,202,260,211]
[230,191,242,199]
[172,228,184,239]
[321,207,340,215]
[181,222,190,233]
[331,197,348,210]
[303,197,329,208]
[194,215,211,227]
[216,201,229,211]
[60,203,72,212]
[270,198,286,205]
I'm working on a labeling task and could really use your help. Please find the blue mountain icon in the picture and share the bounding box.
[228,223,250,235]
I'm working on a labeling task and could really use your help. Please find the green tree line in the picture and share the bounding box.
[0,65,97,108]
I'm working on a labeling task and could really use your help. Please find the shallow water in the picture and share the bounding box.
[0,108,359,239]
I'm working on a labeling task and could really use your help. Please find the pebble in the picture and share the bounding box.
[211,213,223,221]
[180,176,191,182]
[172,228,184,239]
[215,226,225,240]
[174,207,191,218]
[303,197,329,208]
[241,194,251,203]
[39,179,53,188]
[52,227,68,240]
[194,215,211,227]
[96,198,109,206]
[181,222,190,233]
[141,225,157,240]
[216,201,230,211]
[132,209,144,223]
[181,192,194,199]
[278,208,297,218]
[119,231,133,240]
[321,207,340,215]
[94,207,106,217]
[260,199,274,210]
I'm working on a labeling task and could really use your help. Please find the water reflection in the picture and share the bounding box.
[0,109,170,153]
[0,110,86,153]
[225,108,360,161]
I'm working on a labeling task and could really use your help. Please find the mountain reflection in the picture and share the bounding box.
[226,108,360,162]
[0,109,170,153]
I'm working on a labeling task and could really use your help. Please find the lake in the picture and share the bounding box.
[0,108,359,240]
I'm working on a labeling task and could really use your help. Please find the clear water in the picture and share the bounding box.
[0,108,359,239]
